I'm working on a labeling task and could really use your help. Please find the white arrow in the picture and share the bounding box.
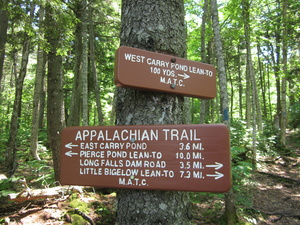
[177,73,190,79]
[65,142,78,149]
[65,151,78,157]
[206,162,223,170]
[206,171,224,180]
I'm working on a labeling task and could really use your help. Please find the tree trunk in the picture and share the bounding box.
[242,0,257,168]
[257,41,268,120]
[82,0,88,126]
[45,3,65,181]
[211,0,238,224]
[88,6,104,125]
[115,0,191,224]
[30,7,46,160]
[270,0,282,133]
[237,43,243,119]
[6,36,31,177]
[211,0,229,126]
[280,0,288,146]
[199,0,209,124]
[5,2,35,176]
[68,2,84,126]
[0,0,8,87]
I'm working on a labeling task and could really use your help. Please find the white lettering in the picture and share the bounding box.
[104,168,139,176]
[163,129,201,141]
[144,160,166,168]
[80,159,99,166]
[125,160,143,167]
[80,168,102,175]
[147,58,170,68]
[75,129,159,142]
[79,150,105,158]
[170,63,188,71]
[106,151,127,158]
[124,53,145,63]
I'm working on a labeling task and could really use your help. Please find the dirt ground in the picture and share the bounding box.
[1,137,299,224]
[251,155,300,225]
[191,154,300,225]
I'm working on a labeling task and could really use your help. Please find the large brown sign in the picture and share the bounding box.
[60,124,231,192]
[114,46,216,99]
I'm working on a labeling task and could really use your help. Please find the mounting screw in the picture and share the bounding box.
[170,84,176,89]
[131,138,136,143]
[171,58,176,63]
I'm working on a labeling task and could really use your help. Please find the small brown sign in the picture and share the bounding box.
[114,46,217,99]
[60,124,231,192]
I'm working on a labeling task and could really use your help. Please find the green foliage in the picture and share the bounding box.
[230,119,248,147]
[0,177,19,197]
[71,214,87,225]
[289,102,300,128]
[0,128,9,164]
[190,192,224,204]
[92,200,116,224]
[231,146,253,209]
[190,192,226,224]
[22,159,55,187]
[69,194,90,214]
[68,194,93,225]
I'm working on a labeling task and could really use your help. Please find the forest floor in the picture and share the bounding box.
[192,130,300,224]
[0,131,299,225]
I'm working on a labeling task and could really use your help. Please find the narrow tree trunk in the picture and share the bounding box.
[211,0,238,224]
[68,2,84,126]
[199,0,209,124]
[267,65,272,119]
[0,0,8,87]
[82,0,88,126]
[280,0,288,146]
[88,6,104,125]
[229,67,234,119]
[271,0,282,133]
[30,7,46,160]
[257,41,268,120]
[38,77,46,129]
[242,0,257,167]
[242,0,264,168]
[245,70,252,128]
[45,3,65,181]
[6,36,31,177]
[237,44,243,119]
[115,0,191,224]
[211,0,229,126]
[5,3,35,176]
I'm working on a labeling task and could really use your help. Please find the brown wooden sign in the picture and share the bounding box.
[114,46,217,99]
[60,124,231,192]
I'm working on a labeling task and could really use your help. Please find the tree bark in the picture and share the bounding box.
[199,0,209,124]
[211,0,229,126]
[115,0,191,224]
[211,0,238,224]
[280,0,288,146]
[0,0,8,88]
[242,0,257,168]
[6,36,31,177]
[257,41,268,120]
[5,2,35,176]
[45,3,66,181]
[88,6,104,125]
[82,0,89,126]
[68,1,84,126]
[237,43,243,119]
[30,7,46,160]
